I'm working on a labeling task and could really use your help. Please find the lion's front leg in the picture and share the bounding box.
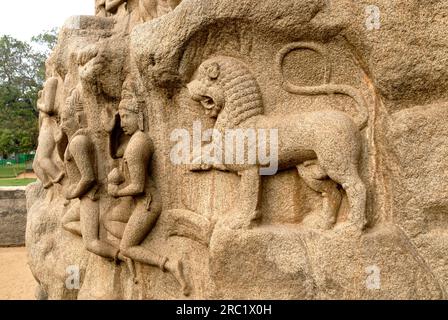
[220,167,261,230]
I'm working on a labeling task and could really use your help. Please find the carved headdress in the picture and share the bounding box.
[119,77,146,131]
[64,87,87,128]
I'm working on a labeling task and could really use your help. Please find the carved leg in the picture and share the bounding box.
[119,197,190,296]
[104,197,134,239]
[34,127,64,186]
[297,161,342,230]
[38,157,64,183]
[35,139,64,183]
[322,165,367,230]
[164,257,190,296]
[33,158,52,189]
[62,203,81,236]
[222,167,261,230]
[80,197,119,259]
[342,176,367,229]
[119,199,161,262]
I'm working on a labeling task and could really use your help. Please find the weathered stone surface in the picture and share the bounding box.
[0,188,27,247]
[27,0,448,299]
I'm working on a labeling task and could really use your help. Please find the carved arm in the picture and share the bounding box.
[65,135,96,200]
[114,136,151,197]
[39,77,58,115]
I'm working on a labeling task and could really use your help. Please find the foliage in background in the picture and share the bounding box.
[0,29,58,158]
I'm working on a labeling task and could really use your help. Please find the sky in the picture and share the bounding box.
[0,1,94,42]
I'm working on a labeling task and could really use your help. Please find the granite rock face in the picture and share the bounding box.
[0,188,27,247]
[27,0,448,299]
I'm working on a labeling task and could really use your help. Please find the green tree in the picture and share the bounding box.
[0,29,58,158]
[31,28,58,56]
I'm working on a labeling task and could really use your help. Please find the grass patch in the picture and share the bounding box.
[0,178,36,187]
[0,164,27,178]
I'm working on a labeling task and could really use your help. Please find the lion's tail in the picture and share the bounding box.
[282,82,369,130]
[277,42,369,130]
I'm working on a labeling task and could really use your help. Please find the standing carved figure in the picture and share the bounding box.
[106,79,190,295]
[60,88,118,260]
[33,76,65,189]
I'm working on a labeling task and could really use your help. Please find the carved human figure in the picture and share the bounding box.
[187,56,367,230]
[106,79,190,295]
[33,77,65,189]
[60,88,118,259]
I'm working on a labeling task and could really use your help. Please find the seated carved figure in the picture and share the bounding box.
[106,79,190,295]
[187,56,368,231]
[33,77,65,189]
[60,88,118,260]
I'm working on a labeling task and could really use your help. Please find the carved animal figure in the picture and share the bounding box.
[187,56,368,230]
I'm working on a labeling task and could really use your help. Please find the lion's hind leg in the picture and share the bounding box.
[297,161,342,230]
[319,161,367,230]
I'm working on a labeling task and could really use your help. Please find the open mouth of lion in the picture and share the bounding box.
[200,96,215,110]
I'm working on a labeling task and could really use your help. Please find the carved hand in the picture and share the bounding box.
[54,126,64,143]
[64,185,77,200]
[108,184,120,198]
[101,106,118,133]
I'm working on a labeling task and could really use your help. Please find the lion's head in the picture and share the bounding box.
[187,56,264,128]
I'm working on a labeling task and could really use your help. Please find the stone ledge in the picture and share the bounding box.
[0,187,27,247]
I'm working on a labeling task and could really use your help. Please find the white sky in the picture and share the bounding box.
[0,1,94,42]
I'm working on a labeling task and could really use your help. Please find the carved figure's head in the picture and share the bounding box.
[118,78,145,135]
[187,56,263,127]
[61,88,86,136]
